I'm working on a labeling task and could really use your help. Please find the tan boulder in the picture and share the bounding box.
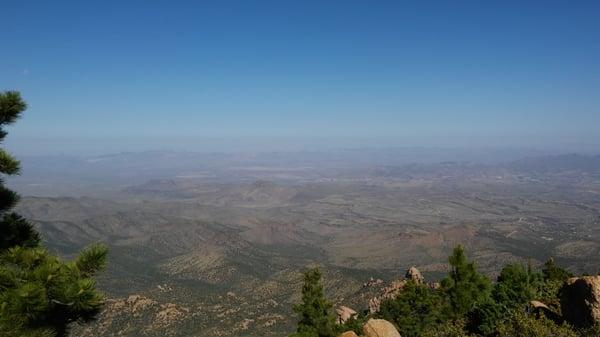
[405,266,424,284]
[529,300,560,322]
[560,276,600,327]
[529,300,550,310]
[340,331,359,337]
[363,318,401,337]
[336,305,358,324]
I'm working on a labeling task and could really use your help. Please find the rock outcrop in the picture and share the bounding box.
[364,277,384,287]
[368,266,428,313]
[560,276,600,327]
[363,319,402,337]
[369,280,407,313]
[405,266,424,284]
[336,305,358,324]
[77,295,190,336]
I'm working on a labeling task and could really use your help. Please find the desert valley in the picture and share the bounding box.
[9,150,600,336]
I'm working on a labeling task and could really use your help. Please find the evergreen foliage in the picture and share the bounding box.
[0,212,41,251]
[379,280,447,337]
[496,311,577,337]
[337,313,367,336]
[542,258,573,282]
[465,299,504,335]
[370,247,580,337]
[0,91,36,251]
[441,245,491,319]
[0,91,108,337]
[493,263,542,309]
[466,263,544,334]
[579,324,600,337]
[421,319,473,337]
[290,268,336,337]
[289,246,588,337]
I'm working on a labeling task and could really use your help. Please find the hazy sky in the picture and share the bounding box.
[2,1,599,154]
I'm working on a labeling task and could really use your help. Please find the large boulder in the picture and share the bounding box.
[335,305,358,324]
[405,266,424,284]
[340,331,359,337]
[363,318,401,337]
[560,276,600,327]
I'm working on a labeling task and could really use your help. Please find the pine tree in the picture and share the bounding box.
[0,91,108,337]
[493,263,542,309]
[0,92,40,251]
[466,263,544,335]
[379,280,447,337]
[290,268,336,337]
[441,245,491,319]
[542,258,572,282]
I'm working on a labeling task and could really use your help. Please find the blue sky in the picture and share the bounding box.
[2,1,599,154]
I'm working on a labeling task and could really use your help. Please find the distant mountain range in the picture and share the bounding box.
[507,154,600,173]
[10,150,600,336]
[9,150,600,196]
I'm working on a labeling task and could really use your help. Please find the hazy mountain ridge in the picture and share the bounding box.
[11,152,600,336]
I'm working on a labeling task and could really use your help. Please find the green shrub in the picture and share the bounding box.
[421,319,473,337]
[496,311,577,337]
[379,281,447,337]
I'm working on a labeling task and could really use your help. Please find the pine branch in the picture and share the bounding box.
[0,91,26,126]
[75,244,108,277]
[0,186,19,214]
[0,212,41,252]
[0,150,20,175]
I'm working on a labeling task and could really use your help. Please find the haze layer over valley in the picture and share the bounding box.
[10,149,600,336]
